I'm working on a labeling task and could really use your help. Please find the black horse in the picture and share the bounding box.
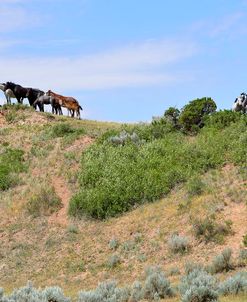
[4,82,28,104]
[26,88,45,110]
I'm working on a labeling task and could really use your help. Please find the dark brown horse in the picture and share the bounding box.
[46,90,82,119]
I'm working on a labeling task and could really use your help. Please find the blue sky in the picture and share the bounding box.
[1,0,247,122]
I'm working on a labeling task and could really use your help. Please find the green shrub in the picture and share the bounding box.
[143,266,175,300]
[49,123,85,138]
[168,234,190,254]
[121,240,137,252]
[108,238,119,250]
[99,121,176,145]
[68,133,196,219]
[219,272,247,295]
[238,249,247,267]
[180,269,218,302]
[67,224,79,234]
[0,148,26,190]
[78,281,129,302]
[186,177,205,196]
[150,107,181,137]
[70,119,247,219]
[192,216,232,243]
[129,281,143,302]
[108,130,140,146]
[209,248,234,274]
[97,129,123,144]
[204,110,246,129]
[179,97,217,132]
[184,262,204,275]
[0,281,70,302]
[164,107,180,128]
[26,186,62,217]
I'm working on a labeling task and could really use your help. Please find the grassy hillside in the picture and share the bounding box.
[0,105,246,301]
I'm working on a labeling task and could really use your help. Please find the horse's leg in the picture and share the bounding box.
[37,102,42,112]
[53,105,58,115]
[4,92,9,104]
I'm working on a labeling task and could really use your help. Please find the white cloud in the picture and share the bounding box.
[189,12,246,40]
[209,12,244,37]
[0,7,28,32]
[0,0,44,33]
[0,39,197,91]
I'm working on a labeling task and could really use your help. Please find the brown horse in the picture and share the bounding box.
[46,90,82,119]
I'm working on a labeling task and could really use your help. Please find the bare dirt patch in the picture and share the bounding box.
[65,136,94,152]
[224,202,247,254]
[17,112,53,125]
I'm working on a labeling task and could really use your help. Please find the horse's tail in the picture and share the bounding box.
[79,105,83,111]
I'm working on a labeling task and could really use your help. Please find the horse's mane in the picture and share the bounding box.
[6,81,18,86]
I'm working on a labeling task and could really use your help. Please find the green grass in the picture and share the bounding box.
[0,148,26,190]
[70,119,247,219]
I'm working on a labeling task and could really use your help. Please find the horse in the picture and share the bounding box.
[0,83,16,104]
[233,92,247,113]
[4,82,28,104]
[25,88,45,111]
[46,90,82,119]
[33,94,63,115]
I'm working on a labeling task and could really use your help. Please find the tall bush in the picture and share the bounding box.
[179,97,217,132]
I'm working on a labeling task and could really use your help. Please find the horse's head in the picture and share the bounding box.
[4,82,15,91]
[46,90,52,96]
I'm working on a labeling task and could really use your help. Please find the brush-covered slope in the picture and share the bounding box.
[0,105,246,301]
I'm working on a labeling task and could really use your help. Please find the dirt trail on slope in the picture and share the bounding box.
[48,176,72,227]
[48,136,94,227]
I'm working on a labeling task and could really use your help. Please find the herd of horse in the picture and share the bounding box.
[0,81,247,120]
[0,82,83,119]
